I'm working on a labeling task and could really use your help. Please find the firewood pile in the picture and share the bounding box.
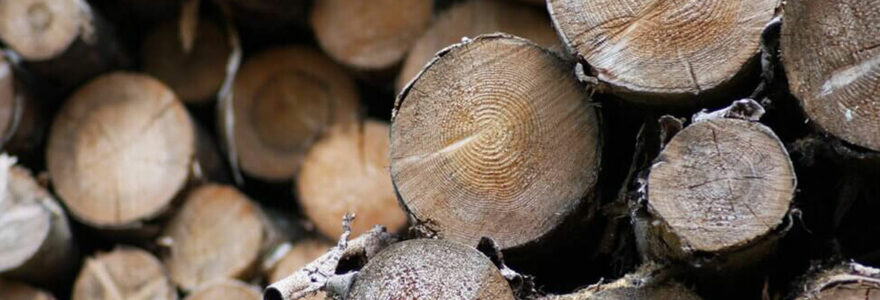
[0,0,878,299]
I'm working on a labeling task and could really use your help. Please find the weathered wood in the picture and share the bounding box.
[0,157,76,286]
[220,46,359,182]
[547,0,779,102]
[46,72,194,229]
[794,262,880,300]
[298,120,407,238]
[540,265,702,300]
[0,279,56,300]
[346,239,515,300]
[72,247,177,300]
[396,0,560,91]
[265,239,333,300]
[0,0,123,90]
[142,19,231,105]
[161,184,280,291]
[636,103,794,268]
[781,0,880,152]
[184,279,261,300]
[310,0,433,71]
[391,34,601,250]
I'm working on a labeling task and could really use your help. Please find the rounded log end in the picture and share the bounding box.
[184,279,261,300]
[391,34,601,249]
[0,0,83,60]
[72,247,176,300]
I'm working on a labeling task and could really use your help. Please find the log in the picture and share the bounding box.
[0,157,76,286]
[184,279,261,300]
[160,184,280,291]
[391,34,601,250]
[142,19,231,105]
[221,46,359,182]
[780,0,880,152]
[0,53,46,164]
[0,279,56,300]
[72,246,177,300]
[547,0,779,102]
[540,266,702,300]
[0,0,123,91]
[267,239,334,284]
[794,262,880,300]
[310,0,433,71]
[46,72,194,229]
[636,104,795,268]
[346,239,514,300]
[297,120,407,238]
[396,0,560,91]
[221,0,308,41]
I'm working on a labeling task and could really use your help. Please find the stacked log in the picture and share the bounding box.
[71,247,176,300]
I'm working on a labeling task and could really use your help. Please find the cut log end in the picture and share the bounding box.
[347,239,515,300]
[795,262,880,300]
[47,72,194,228]
[298,120,407,238]
[395,0,560,91]
[548,0,778,100]
[310,0,432,70]
[162,184,266,291]
[227,47,358,181]
[0,0,82,60]
[0,279,56,300]
[72,247,176,300]
[644,118,794,259]
[391,34,600,249]
[184,279,261,300]
[0,162,75,284]
[268,239,334,284]
[545,270,703,300]
[143,19,231,104]
[781,0,880,152]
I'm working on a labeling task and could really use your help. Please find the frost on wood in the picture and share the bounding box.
[264,215,395,300]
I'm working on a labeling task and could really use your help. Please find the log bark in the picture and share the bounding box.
[0,0,124,91]
[160,184,281,291]
[310,0,433,71]
[794,262,880,300]
[346,239,515,300]
[391,34,601,250]
[265,239,333,300]
[46,72,195,230]
[396,0,561,91]
[0,157,76,286]
[220,46,359,182]
[142,19,231,105]
[636,103,795,269]
[780,0,880,152]
[547,0,779,102]
[184,279,261,300]
[72,246,177,300]
[297,120,407,238]
[0,279,56,300]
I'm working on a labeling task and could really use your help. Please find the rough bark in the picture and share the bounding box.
[184,279,261,300]
[297,120,407,238]
[219,46,359,182]
[547,0,780,102]
[142,19,231,105]
[0,279,56,300]
[72,246,177,300]
[160,184,281,292]
[265,239,334,300]
[310,0,433,71]
[346,239,515,300]
[396,0,560,91]
[794,262,880,300]
[46,72,195,230]
[636,101,795,269]
[0,0,124,91]
[780,0,880,152]
[0,157,76,286]
[391,34,601,250]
